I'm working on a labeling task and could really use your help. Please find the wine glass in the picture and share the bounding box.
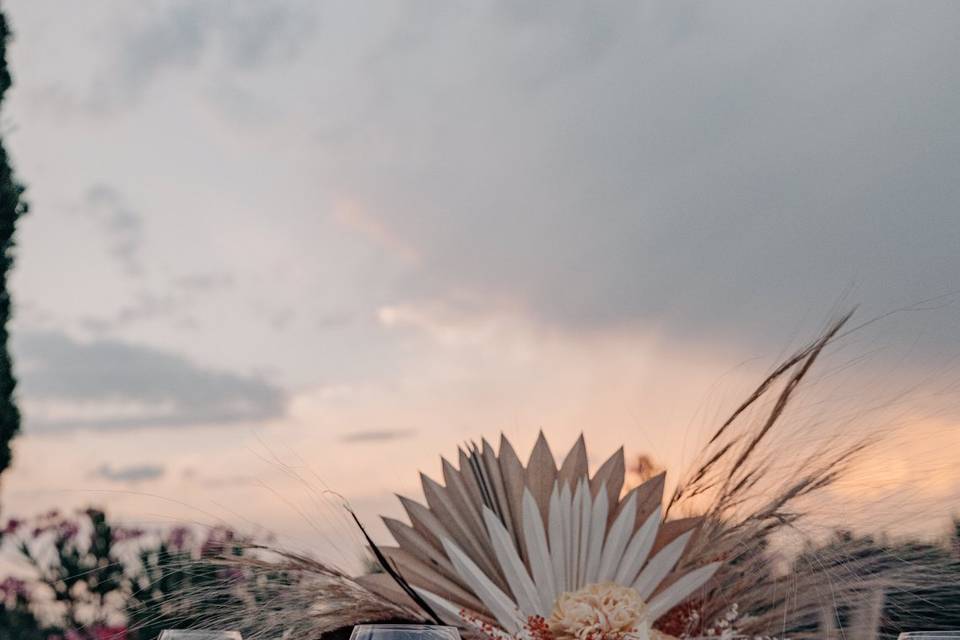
[898,633,960,639]
[158,632,243,640]
[350,624,461,640]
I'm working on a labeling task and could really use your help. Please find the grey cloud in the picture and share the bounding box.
[82,274,236,334]
[85,185,145,278]
[319,1,960,348]
[173,273,235,293]
[94,1,317,110]
[80,291,177,334]
[339,429,417,444]
[269,309,296,331]
[316,310,355,331]
[14,331,286,432]
[92,463,165,483]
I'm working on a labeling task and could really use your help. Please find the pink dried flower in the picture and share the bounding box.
[168,525,191,551]
[2,517,21,534]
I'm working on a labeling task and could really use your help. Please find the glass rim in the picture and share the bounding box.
[353,625,459,631]
[158,633,243,639]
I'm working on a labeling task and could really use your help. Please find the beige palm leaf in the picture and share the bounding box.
[368,433,719,638]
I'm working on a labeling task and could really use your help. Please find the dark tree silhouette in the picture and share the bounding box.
[0,10,26,481]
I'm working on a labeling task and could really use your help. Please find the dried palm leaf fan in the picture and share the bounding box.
[164,312,905,640]
[360,433,714,640]
[349,313,871,640]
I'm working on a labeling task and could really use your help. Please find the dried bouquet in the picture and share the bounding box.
[159,314,917,640]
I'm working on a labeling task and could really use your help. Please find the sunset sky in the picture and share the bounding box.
[2,1,959,568]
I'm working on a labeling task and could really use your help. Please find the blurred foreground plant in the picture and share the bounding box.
[0,508,264,640]
[2,508,958,639]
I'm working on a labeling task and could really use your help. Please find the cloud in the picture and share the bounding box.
[84,185,145,278]
[92,1,318,111]
[14,331,286,432]
[173,273,236,293]
[316,2,960,347]
[338,428,417,444]
[80,291,179,334]
[22,1,959,357]
[80,273,236,334]
[92,463,165,484]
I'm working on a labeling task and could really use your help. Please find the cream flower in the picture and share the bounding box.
[547,582,665,640]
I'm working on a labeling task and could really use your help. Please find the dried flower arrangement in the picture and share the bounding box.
[157,313,921,640]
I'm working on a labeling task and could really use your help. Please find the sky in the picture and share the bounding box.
[1,1,959,568]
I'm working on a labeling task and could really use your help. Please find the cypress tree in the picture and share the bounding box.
[0,10,27,479]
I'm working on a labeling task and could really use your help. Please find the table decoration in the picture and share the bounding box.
[183,314,930,639]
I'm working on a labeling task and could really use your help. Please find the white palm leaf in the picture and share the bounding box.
[375,433,719,635]
[522,488,557,613]
[547,482,566,592]
[633,530,695,599]
[646,561,721,621]
[569,479,584,589]
[583,484,607,585]
[558,481,573,591]
[596,491,636,582]
[482,507,540,618]
[613,505,661,585]
[441,537,524,634]
[574,479,590,588]
[414,587,469,626]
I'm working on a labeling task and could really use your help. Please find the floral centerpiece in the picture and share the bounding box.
[171,314,915,640]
